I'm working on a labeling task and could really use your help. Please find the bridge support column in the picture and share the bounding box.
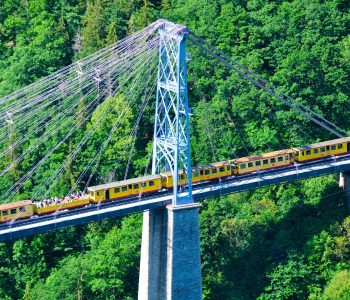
[139,209,168,299]
[138,203,202,300]
[166,203,202,299]
[139,20,202,300]
[339,172,350,211]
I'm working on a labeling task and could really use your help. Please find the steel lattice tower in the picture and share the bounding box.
[152,21,192,206]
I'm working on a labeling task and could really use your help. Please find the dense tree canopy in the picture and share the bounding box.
[0,0,349,299]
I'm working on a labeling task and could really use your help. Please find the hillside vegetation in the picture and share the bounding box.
[0,0,349,299]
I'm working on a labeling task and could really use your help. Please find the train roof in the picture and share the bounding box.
[87,174,161,191]
[160,161,232,177]
[235,149,293,163]
[0,200,32,211]
[293,136,350,151]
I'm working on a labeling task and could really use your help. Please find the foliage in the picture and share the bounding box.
[322,269,350,300]
[29,215,141,299]
[0,0,349,299]
[259,253,315,300]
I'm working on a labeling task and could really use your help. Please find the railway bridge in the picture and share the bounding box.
[0,20,349,300]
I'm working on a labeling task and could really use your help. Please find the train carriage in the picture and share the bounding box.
[35,198,90,215]
[88,174,162,203]
[160,161,232,189]
[196,161,232,182]
[235,149,294,175]
[0,200,33,223]
[293,137,350,162]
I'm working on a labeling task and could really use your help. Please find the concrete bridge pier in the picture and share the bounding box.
[138,203,202,300]
[138,208,168,299]
[339,172,350,211]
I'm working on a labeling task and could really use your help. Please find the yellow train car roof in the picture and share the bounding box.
[0,200,32,211]
[160,161,232,177]
[88,174,161,191]
[293,136,350,151]
[235,149,293,163]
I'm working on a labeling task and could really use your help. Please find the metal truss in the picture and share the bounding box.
[152,21,193,206]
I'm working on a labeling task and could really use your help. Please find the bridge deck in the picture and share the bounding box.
[1,155,350,242]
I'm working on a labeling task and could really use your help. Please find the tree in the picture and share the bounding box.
[259,253,315,300]
[105,21,118,46]
[128,0,155,33]
[322,270,350,300]
[30,216,141,299]
[0,13,69,94]
[30,255,87,300]
[81,0,105,55]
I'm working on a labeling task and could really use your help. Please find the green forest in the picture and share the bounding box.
[0,0,350,299]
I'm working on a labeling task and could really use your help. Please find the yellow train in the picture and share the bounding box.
[1,137,350,223]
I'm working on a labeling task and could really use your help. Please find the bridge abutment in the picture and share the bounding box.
[138,203,202,300]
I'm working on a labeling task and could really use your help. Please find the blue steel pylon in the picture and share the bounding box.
[152,21,192,206]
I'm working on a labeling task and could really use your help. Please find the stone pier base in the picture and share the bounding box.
[138,203,202,300]
[138,208,168,299]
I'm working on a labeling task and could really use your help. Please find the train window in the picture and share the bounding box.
[149,181,155,186]
[285,155,290,160]
[133,184,139,189]
[271,158,276,163]
[255,161,261,166]
[114,187,120,193]
[10,209,16,214]
[122,186,127,192]
[302,151,305,156]
[205,170,210,175]
[278,157,283,162]
[263,159,268,165]
[338,144,343,149]
[219,167,225,172]
[19,207,25,212]
[331,145,336,150]
[248,162,253,168]
[193,172,199,177]
[227,166,230,171]
[212,169,217,174]
[200,170,204,175]
[314,149,319,154]
[179,174,185,180]
[141,182,146,188]
[295,151,299,156]
[240,164,246,169]
[97,191,100,196]
[306,150,311,155]
[2,211,8,216]
[320,147,325,152]
[326,146,330,151]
